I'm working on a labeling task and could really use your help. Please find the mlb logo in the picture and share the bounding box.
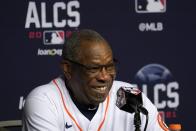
[43,30,64,45]
[135,0,166,13]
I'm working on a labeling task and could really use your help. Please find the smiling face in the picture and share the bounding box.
[67,41,116,106]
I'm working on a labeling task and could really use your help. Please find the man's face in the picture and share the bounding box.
[69,42,116,106]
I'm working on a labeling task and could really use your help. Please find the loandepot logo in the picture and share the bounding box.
[37,48,62,56]
[133,63,179,120]
[135,0,166,13]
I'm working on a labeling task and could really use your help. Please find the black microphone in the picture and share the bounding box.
[116,86,147,114]
[116,86,149,131]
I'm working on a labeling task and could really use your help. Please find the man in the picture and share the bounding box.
[22,29,169,131]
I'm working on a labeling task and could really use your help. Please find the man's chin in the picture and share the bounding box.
[90,96,107,106]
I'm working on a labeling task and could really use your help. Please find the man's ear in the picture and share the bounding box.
[61,60,71,80]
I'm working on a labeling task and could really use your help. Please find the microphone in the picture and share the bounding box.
[116,86,147,114]
[116,86,148,131]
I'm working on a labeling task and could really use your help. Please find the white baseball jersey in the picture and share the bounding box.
[22,77,169,131]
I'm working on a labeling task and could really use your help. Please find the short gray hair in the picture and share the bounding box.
[62,29,108,61]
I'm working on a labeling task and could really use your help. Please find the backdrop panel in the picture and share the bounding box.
[0,0,195,130]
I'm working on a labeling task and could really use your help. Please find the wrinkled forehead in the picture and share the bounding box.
[78,41,113,64]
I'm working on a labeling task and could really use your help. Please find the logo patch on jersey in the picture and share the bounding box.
[65,122,72,129]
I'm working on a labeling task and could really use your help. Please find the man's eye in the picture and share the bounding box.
[88,67,100,73]
[106,64,115,71]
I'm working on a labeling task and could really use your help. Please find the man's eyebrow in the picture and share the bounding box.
[89,60,116,66]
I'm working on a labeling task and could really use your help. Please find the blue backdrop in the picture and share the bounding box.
[0,0,195,130]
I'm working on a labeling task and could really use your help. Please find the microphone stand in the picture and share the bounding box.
[116,87,149,131]
[134,106,141,131]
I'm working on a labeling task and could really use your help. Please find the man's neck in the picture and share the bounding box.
[63,76,98,120]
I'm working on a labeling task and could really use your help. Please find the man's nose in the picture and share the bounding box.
[96,67,110,82]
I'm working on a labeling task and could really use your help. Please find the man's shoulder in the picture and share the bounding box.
[26,77,62,101]
[28,82,53,97]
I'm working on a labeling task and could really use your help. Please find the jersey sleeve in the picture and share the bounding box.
[22,94,62,131]
[142,93,169,131]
